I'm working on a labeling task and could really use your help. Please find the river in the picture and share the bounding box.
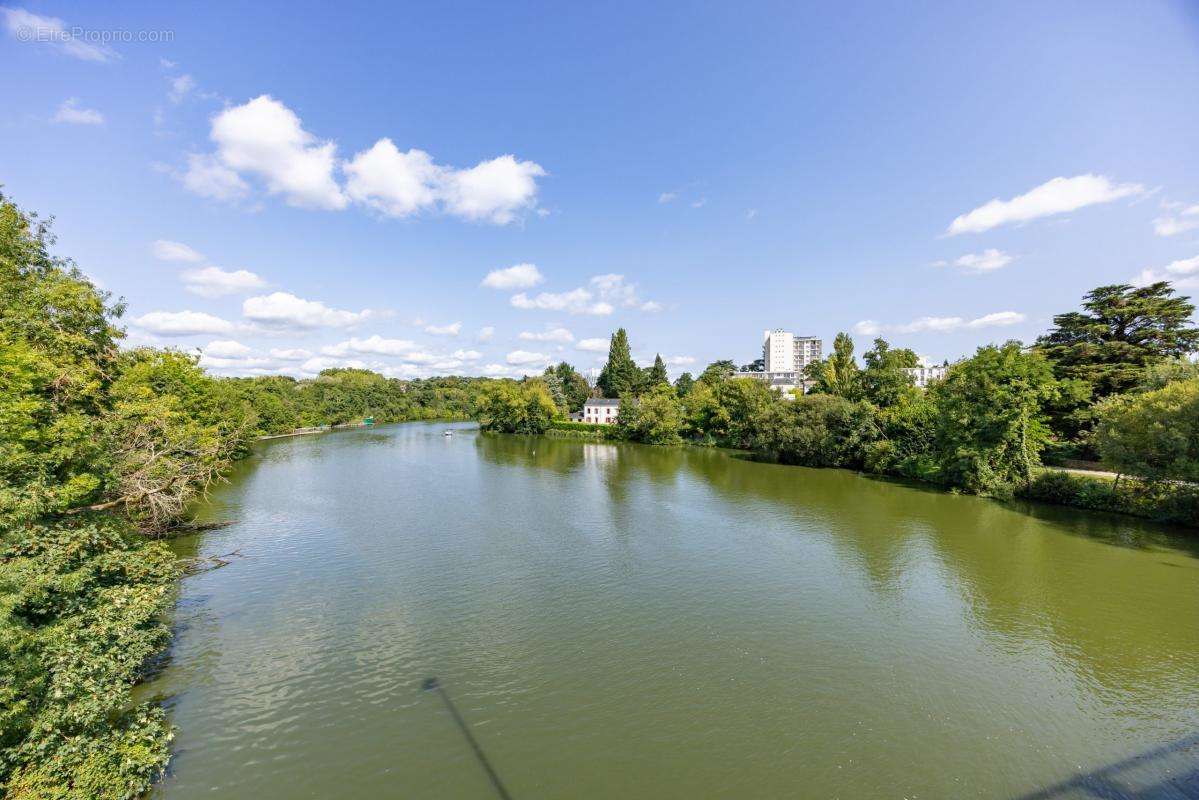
[144,421,1199,799]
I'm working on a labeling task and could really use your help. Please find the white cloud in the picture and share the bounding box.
[452,348,482,360]
[640,301,663,312]
[519,326,573,343]
[476,326,495,342]
[152,239,204,263]
[344,139,441,217]
[440,154,546,224]
[1132,268,1199,290]
[321,335,418,357]
[511,274,658,317]
[168,74,195,104]
[181,153,250,202]
[269,347,312,360]
[209,95,347,210]
[663,356,695,366]
[3,8,116,61]
[182,266,267,298]
[481,263,544,290]
[1165,255,1199,275]
[942,248,1013,273]
[511,288,612,315]
[658,192,677,204]
[947,174,1144,235]
[1153,205,1199,237]
[967,311,1025,328]
[202,339,252,358]
[131,310,237,336]
[424,321,461,336]
[52,97,103,125]
[691,198,707,208]
[344,145,544,224]
[576,338,609,352]
[506,349,549,365]
[857,311,1026,335]
[242,291,373,330]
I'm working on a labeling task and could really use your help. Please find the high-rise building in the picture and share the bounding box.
[762,330,823,373]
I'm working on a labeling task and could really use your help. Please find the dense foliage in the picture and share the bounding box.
[0,194,497,798]
[475,380,558,434]
[1094,378,1199,484]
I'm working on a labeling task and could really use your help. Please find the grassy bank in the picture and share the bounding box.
[1020,470,1199,528]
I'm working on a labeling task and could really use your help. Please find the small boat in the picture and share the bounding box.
[443,430,453,437]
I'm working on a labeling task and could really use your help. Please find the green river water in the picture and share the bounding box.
[144,421,1199,799]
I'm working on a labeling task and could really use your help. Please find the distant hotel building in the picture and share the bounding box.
[735,329,823,397]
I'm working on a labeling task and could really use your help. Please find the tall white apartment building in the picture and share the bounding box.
[762,330,823,373]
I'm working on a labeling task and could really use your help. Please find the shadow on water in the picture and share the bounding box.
[1014,732,1199,799]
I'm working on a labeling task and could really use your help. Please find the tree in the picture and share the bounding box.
[1094,378,1199,484]
[597,328,639,398]
[674,372,695,397]
[544,362,590,412]
[753,394,878,469]
[698,359,736,385]
[1037,282,1199,397]
[618,383,683,444]
[739,357,765,372]
[860,337,919,407]
[1138,357,1199,392]
[929,342,1060,493]
[476,380,558,434]
[807,332,861,400]
[643,353,669,389]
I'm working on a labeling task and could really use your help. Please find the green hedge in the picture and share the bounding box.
[546,420,620,439]
[1019,470,1199,528]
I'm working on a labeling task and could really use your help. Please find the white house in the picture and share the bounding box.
[581,397,621,424]
[904,362,948,388]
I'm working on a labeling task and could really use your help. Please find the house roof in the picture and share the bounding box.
[584,398,621,407]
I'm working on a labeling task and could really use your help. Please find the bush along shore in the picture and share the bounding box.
[479,305,1199,529]
[0,195,493,798]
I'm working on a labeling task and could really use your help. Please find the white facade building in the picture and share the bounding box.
[904,362,948,388]
[581,398,620,424]
[763,330,822,373]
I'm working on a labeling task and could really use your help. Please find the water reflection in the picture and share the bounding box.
[152,424,1199,800]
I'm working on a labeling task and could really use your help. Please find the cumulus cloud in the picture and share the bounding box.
[506,349,549,365]
[518,327,573,343]
[1165,254,1199,275]
[939,248,1014,273]
[855,311,1026,335]
[1153,204,1199,237]
[343,140,441,217]
[131,310,237,336]
[440,155,546,224]
[3,8,116,61]
[510,274,658,316]
[181,96,546,224]
[1133,255,1199,290]
[481,263,544,290]
[242,291,373,330]
[152,239,204,263]
[658,192,677,204]
[52,97,103,125]
[452,348,482,360]
[576,338,609,352]
[476,326,495,342]
[424,321,461,336]
[321,335,417,357]
[663,355,696,366]
[947,174,1143,235]
[182,266,267,298]
[201,339,252,358]
[208,95,347,210]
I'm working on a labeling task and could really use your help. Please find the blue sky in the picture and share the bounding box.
[3,1,1199,379]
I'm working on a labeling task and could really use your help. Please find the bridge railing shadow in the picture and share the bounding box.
[1014,733,1199,799]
